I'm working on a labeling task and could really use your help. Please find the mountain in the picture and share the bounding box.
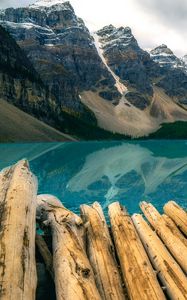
[0,0,120,105]
[149,45,187,106]
[88,25,187,136]
[0,21,101,140]
[150,44,185,71]
[96,25,155,97]
[0,0,187,139]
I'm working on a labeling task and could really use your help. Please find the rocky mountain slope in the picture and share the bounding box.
[0,98,72,142]
[0,0,187,139]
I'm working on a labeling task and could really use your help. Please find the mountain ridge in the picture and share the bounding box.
[0,0,187,139]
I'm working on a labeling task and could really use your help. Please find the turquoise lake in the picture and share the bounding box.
[0,140,187,215]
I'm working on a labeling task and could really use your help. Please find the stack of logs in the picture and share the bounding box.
[0,160,187,300]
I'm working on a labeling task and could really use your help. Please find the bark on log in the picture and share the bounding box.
[140,201,187,273]
[108,202,165,300]
[0,160,37,300]
[37,195,101,300]
[132,214,187,300]
[164,201,187,236]
[80,202,125,300]
[36,234,54,279]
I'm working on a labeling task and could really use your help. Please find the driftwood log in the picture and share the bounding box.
[132,214,187,300]
[0,160,37,300]
[162,214,187,248]
[80,202,125,300]
[37,194,101,300]
[108,202,165,300]
[140,201,187,273]
[164,201,187,236]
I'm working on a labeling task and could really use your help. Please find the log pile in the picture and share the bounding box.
[0,160,187,300]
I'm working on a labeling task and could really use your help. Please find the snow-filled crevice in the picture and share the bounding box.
[92,33,128,95]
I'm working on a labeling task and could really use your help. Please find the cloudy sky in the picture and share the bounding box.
[0,0,186,57]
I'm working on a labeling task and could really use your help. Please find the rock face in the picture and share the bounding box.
[0,0,187,139]
[0,0,120,112]
[0,23,99,139]
[95,25,161,111]
[0,24,52,120]
[149,46,187,103]
[96,26,187,109]
[96,25,156,97]
[150,44,185,71]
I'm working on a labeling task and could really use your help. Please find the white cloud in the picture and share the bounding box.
[0,0,186,56]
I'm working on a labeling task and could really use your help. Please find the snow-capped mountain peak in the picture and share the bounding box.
[150,44,174,56]
[30,0,67,9]
[150,44,186,71]
[97,25,138,52]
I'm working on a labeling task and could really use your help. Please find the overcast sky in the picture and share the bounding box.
[0,0,186,57]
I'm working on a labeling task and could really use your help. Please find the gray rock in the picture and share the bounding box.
[97,25,156,96]
[0,1,120,108]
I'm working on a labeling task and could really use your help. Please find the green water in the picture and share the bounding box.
[0,140,187,215]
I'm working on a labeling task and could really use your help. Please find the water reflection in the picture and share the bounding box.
[0,141,187,214]
[67,143,187,208]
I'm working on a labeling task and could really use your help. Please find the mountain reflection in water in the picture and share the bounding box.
[0,141,187,214]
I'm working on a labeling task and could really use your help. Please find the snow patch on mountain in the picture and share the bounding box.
[0,20,52,31]
[30,0,67,8]
[93,32,127,95]
[150,44,186,71]
[97,25,137,53]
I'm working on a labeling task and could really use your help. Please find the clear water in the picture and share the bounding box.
[0,140,187,216]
